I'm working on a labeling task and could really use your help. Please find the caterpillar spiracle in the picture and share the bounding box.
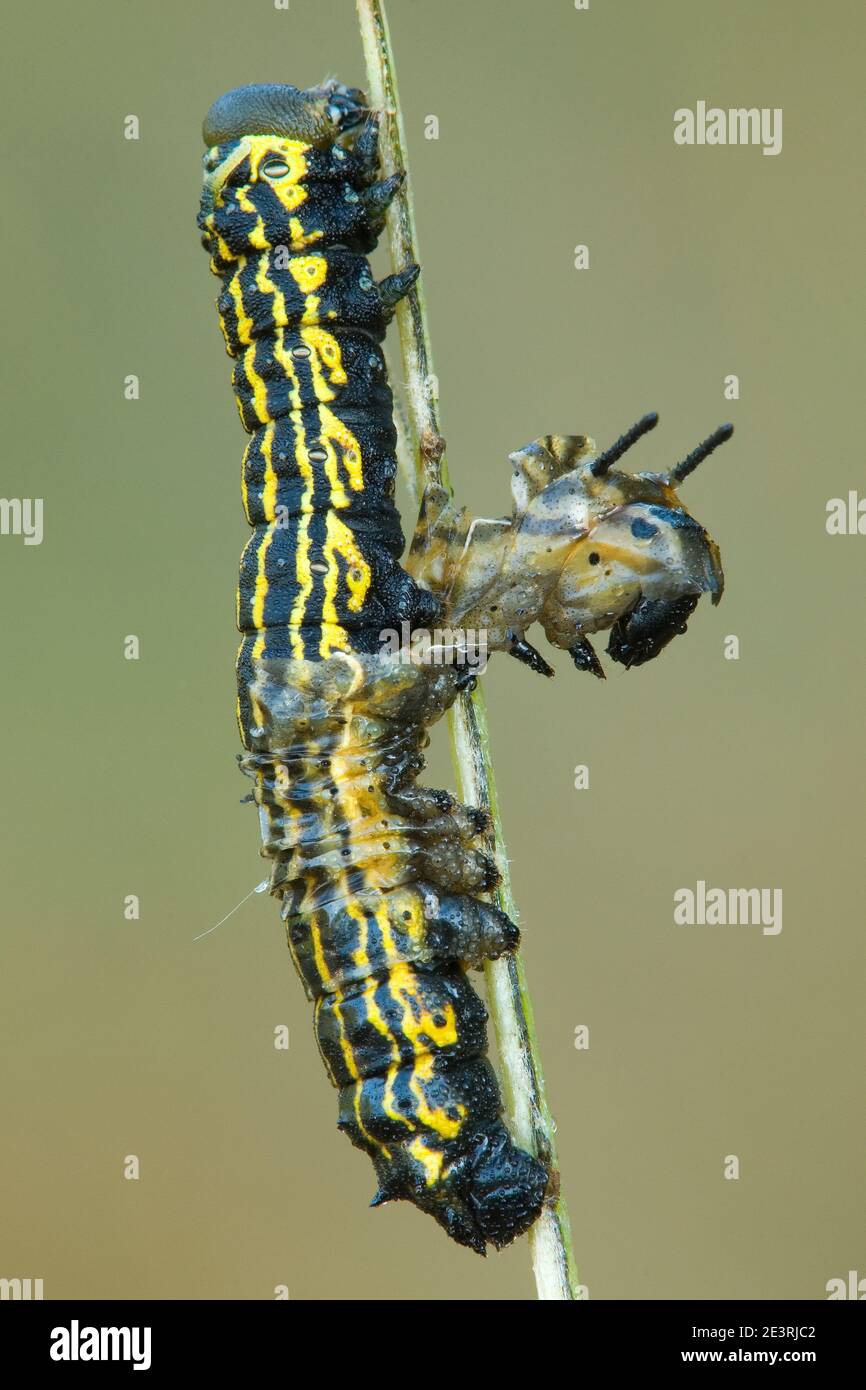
[197,81,734,1253]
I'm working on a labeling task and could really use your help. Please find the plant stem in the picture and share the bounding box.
[356,0,579,1300]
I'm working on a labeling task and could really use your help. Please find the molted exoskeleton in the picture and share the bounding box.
[408,413,732,677]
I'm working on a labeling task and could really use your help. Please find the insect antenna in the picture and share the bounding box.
[590,411,659,477]
[669,422,734,485]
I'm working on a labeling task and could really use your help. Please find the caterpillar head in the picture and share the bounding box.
[201,80,367,150]
[198,80,371,239]
[527,414,731,674]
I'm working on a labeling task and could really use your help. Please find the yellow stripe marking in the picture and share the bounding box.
[408,1137,445,1187]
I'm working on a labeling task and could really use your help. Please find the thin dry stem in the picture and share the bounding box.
[356,0,579,1299]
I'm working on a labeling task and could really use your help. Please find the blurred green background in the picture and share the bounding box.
[1,0,863,1301]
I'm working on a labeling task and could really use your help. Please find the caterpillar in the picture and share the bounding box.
[197,80,733,1253]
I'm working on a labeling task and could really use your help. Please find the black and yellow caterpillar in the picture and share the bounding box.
[198,80,733,1253]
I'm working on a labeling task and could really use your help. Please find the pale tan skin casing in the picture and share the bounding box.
[407,430,725,674]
